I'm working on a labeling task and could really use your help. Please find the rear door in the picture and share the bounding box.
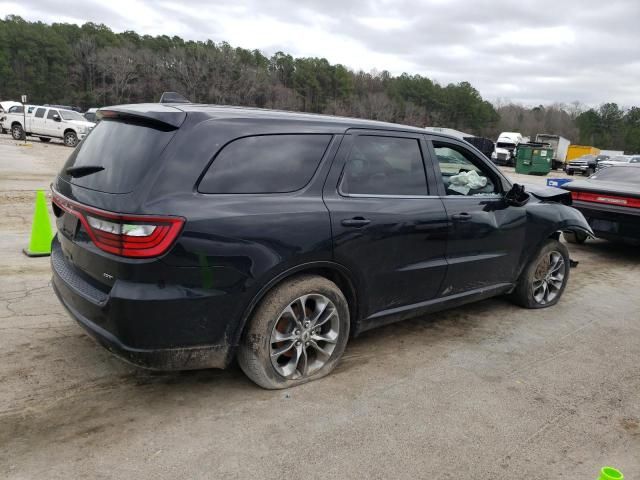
[323,130,448,321]
[426,136,527,295]
[31,107,46,134]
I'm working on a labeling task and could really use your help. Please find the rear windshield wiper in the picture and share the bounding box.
[66,165,105,178]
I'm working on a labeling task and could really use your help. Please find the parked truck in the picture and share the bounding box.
[535,134,570,170]
[491,131,523,166]
[566,145,600,162]
[5,104,95,147]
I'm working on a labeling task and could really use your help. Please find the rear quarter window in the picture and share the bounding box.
[198,134,332,194]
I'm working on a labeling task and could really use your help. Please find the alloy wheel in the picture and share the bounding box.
[65,133,77,147]
[532,251,566,305]
[270,294,340,379]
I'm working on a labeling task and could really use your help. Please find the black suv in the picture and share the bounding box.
[51,104,592,389]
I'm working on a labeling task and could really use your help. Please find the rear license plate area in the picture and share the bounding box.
[62,213,79,238]
[591,219,617,233]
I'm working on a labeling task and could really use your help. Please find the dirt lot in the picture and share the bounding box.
[1,136,639,479]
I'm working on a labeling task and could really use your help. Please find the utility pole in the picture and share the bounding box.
[21,94,27,145]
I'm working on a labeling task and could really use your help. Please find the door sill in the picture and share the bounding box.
[356,283,513,334]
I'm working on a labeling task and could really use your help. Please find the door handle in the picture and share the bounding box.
[341,217,371,227]
[452,212,472,222]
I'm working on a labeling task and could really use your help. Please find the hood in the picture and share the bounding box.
[67,119,96,128]
[522,183,572,205]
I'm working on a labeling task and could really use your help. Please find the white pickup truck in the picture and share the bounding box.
[5,105,95,147]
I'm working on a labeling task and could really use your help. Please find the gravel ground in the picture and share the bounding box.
[1,135,638,479]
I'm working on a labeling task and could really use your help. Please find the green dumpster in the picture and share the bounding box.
[515,143,553,175]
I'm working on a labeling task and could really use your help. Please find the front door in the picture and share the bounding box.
[427,137,527,295]
[323,131,449,322]
[44,108,62,137]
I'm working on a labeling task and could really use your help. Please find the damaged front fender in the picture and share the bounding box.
[525,200,594,241]
[514,198,594,278]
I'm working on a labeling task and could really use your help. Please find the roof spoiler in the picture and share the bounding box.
[159,91,191,104]
[97,104,187,129]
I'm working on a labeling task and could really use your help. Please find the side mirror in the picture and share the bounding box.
[53,115,61,122]
[505,183,530,207]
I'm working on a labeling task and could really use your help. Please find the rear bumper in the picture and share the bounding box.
[572,201,640,243]
[51,238,234,370]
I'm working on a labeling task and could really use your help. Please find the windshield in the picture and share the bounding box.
[591,166,640,183]
[496,142,515,149]
[60,110,86,122]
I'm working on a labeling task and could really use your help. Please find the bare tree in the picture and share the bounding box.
[98,45,140,104]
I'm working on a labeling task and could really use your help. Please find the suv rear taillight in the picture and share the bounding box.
[52,191,184,258]
[571,191,640,209]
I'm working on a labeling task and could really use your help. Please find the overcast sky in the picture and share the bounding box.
[1,0,639,106]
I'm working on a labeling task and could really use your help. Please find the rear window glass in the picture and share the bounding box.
[62,119,176,194]
[199,134,331,194]
[590,167,640,183]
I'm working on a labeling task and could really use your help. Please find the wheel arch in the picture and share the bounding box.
[63,128,77,136]
[515,202,593,282]
[230,261,360,356]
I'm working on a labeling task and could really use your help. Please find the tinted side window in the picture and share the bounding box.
[433,142,498,196]
[34,108,46,118]
[199,134,332,194]
[340,136,427,196]
[47,109,58,120]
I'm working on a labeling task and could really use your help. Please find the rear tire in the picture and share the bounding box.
[39,137,51,143]
[563,231,587,244]
[238,275,350,389]
[11,124,25,140]
[510,239,570,309]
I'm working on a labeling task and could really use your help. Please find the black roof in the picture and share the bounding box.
[100,103,458,139]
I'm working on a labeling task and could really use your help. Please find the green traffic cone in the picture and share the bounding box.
[599,466,623,480]
[23,190,54,257]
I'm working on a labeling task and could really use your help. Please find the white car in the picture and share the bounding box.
[597,155,640,170]
[0,101,23,134]
[5,105,95,146]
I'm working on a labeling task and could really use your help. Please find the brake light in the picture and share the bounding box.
[52,191,184,258]
[571,191,640,208]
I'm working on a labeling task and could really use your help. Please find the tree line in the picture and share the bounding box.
[0,16,638,152]
[495,102,640,154]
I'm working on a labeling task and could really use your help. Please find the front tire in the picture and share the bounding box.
[238,275,350,389]
[11,124,25,140]
[64,131,78,147]
[510,239,570,309]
